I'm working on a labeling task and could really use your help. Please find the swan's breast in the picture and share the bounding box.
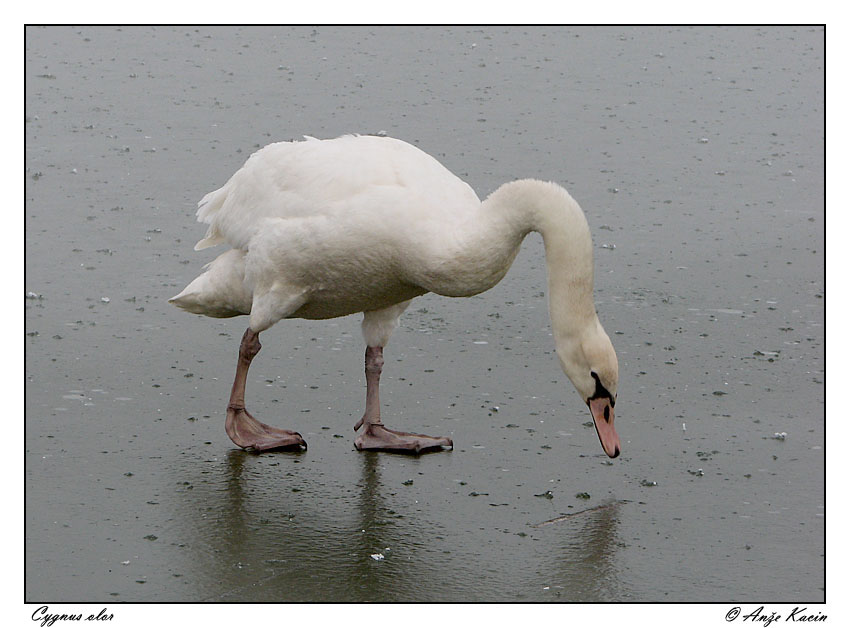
[404,226,525,298]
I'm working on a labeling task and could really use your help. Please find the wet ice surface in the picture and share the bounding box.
[25,26,823,602]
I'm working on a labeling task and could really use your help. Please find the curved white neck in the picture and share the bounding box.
[482,180,599,343]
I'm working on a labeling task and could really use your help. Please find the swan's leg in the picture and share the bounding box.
[354,303,453,453]
[353,345,453,453]
[225,328,306,452]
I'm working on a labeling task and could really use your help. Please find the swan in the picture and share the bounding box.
[170,135,620,457]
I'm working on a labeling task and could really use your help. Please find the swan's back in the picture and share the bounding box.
[194,135,480,251]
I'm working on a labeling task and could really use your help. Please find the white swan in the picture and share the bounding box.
[170,135,620,457]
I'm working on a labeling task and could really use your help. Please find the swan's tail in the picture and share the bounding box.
[169,249,252,318]
[193,185,229,250]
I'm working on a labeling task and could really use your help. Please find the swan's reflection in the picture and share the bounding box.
[535,499,628,601]
[170,444,426,601]
[169,443,627,601]
[352,452,384,556]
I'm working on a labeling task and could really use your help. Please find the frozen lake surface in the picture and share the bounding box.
[25,26,823,603]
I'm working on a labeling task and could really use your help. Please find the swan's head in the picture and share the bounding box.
[557,324,620,458]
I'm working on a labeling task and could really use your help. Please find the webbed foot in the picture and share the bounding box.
[226,406,307,452]
[354,423,452,454]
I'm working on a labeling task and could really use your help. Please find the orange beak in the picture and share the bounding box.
[589,397,620,458]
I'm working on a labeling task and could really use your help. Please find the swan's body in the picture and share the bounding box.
[171,135,620,457]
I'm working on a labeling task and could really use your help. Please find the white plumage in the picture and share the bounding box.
[171,135,620,456]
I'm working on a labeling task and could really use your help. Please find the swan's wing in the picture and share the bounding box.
[193,135,479,251]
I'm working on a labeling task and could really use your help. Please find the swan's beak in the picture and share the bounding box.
[589,397,620,458]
